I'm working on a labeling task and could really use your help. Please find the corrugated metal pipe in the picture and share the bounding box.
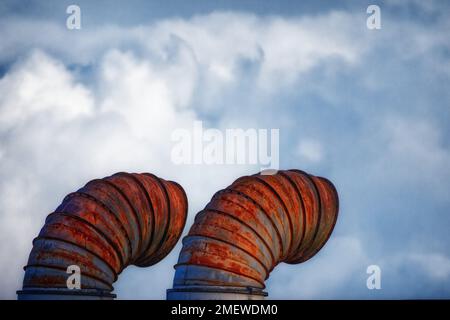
[17,172,188,300]
[167,169,339,299]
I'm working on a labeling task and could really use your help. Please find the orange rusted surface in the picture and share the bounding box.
[172,169,339,291]
[20,172,188,297]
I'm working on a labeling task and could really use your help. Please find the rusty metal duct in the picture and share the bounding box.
[17,172,188,300]
[167,169,338,299]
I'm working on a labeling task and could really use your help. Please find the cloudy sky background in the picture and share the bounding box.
[1,0,449,299]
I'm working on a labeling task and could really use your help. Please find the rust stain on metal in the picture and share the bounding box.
[20,172,188,297]
[172,169,339,291]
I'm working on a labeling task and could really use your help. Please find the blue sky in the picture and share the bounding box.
[0,0,449,299]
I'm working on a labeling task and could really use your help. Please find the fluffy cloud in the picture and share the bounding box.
[0,52,93,130]
[296,139,324,163]
[267,236,370,299]
[407,253,450,280]
[1,4,450,300]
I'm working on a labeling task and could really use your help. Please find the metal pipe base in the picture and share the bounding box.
[167,286,267,300]
[17,288,116,300]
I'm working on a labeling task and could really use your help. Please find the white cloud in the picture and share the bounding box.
[0,51,93,131]
[0,5,449,300]
[377,251,450,297]
[0,49,202,299]
[0,44,250,299]
[0,11,365,89]
[296,139,324,163]
[368,116,450,201]
[407,253,450,280]
[267,236,369,299]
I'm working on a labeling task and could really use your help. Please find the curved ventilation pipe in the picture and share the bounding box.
[17,172,188,300]
[167,169,338,300]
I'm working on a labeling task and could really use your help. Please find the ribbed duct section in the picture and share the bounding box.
[18,172,188,300]
[167,169,338,299]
